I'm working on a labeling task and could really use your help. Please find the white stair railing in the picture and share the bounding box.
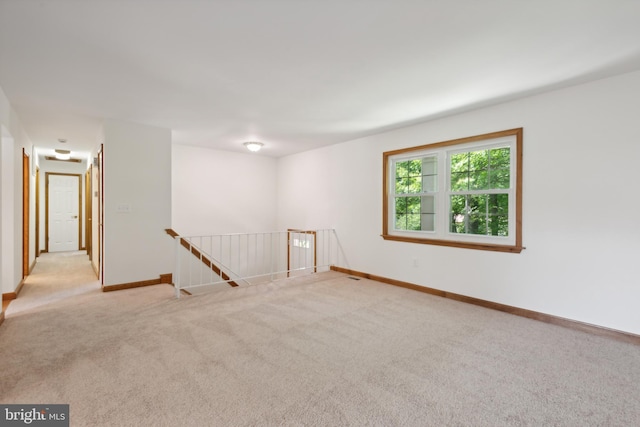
[171,229,343,297]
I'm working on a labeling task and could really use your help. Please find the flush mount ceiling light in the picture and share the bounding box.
[243,141,264,152]
[55,149,71,160]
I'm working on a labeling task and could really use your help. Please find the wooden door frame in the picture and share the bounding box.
[35,166,40,257]
[98,144,104,284]
[85,166,92,260]
[45,172,82,253]
[22,149,29,278]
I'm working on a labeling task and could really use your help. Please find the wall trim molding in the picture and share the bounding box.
[102,273,173,293]
[330,266,640,345]
[2,293,16,302]
[5,257,37,304]
[2,279,26,302]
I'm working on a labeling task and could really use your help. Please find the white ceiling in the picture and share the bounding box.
[1,0,640,158]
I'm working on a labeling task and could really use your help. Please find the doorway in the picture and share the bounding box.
[46,173,82,252]
[287,229,317,277]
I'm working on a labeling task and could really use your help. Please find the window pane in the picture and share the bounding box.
[395,161,405,179]
[452,148,510,190]
[468,149,488,171]
[450,213,465,233]
[488,194,508,215]
[395,194,423,231]
[423,174,436,192]
[469,195,487,215]
[450,194,491,235]
[488,194,509,236]
[421,195,435,213]
[422,157,437,174]
[469,171,488,190]
[488,214,509,236]
[408,159,421,175]
[489,147,510,168]
[395,213,422,231]
[421,213,435,231]
[449,194,509,236]
[396,160,423,193]
[396,160,421,177]
[406,214,421,230]
[406,196,421,214]
[469,195,487,235]
[450,195,465,233]
[407,176,422,193]
[450,172,468,192]
[423,156,437,194]
[450,153,469,174]
[450,195,466,215]
[489,168,510,189]
[396,196,423,229]
[468,213,487,235]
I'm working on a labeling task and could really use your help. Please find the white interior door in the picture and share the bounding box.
[49,174,79,252]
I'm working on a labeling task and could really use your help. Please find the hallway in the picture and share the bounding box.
[4,251,99,317]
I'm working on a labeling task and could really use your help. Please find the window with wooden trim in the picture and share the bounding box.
[382,128,523,253]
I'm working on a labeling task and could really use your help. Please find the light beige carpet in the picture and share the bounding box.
[1,254,639,426]
[5,251,99,316]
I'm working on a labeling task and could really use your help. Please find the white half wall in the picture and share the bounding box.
[172,144,278,236]
[277,70,640,335]
[102,120,172,286]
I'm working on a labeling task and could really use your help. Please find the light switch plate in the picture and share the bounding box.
[116,203,131,213]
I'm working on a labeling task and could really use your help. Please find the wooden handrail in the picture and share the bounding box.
[165,229,238,287]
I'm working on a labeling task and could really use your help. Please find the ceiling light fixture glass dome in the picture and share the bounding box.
[243,141,264,152]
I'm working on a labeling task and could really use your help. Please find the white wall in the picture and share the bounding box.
[277,70,640,335]
[172,144,278,236]
[0,85,33,304]
[103,120,172,285]
[1,126,15,303]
